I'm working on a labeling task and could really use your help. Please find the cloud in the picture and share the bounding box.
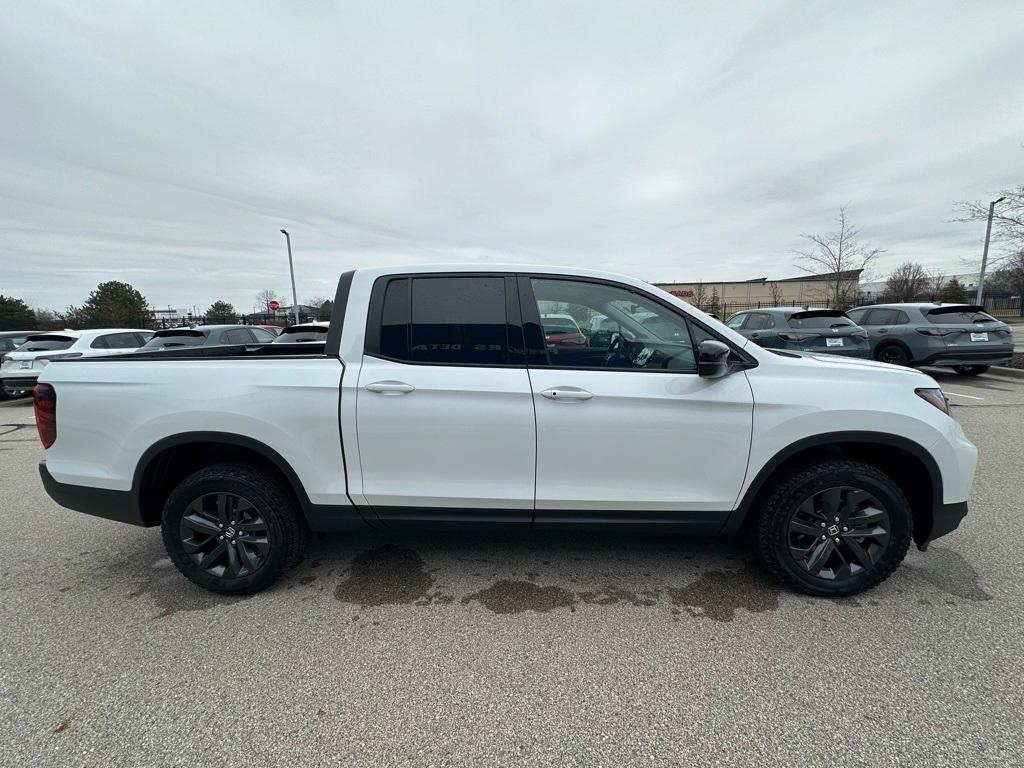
[1,0,1022,312]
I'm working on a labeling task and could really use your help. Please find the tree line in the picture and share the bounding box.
[0,282,335,332]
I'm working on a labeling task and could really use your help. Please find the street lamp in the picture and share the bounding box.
[280,229,300,325]
[975,196,1006,306]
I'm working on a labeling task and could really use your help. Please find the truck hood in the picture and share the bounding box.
[762,348,934,380]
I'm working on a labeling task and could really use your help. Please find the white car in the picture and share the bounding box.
[1,328,152,395]
[36,265,976,598]
[271,321,330,343]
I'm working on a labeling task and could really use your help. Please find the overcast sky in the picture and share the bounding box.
[2,1,1022,313]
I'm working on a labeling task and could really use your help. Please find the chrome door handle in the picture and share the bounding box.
[365,380,415,395]
[541,387,593,401]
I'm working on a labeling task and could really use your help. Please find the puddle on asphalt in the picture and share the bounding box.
[666,567,780,621]
[461,580,576,614]
[332,543,782,620]
[333,545,436,606]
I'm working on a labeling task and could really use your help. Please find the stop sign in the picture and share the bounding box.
[268,299,280,311]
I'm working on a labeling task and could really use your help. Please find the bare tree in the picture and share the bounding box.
[794,208,882,308]
[955,183,1024,269]
[768,282,784,306]
[256,289,281,313]
[885,261,929,301]
[926,267,947,300]
[693,282,707,311]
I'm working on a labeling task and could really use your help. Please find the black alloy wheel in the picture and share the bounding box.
[755,459,912,597]
[179,492,270,579]
[161,463,306,594]
[876,345,910,366]
[786,486,891,581]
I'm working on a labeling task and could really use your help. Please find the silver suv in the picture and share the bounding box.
[847,303,1014,375]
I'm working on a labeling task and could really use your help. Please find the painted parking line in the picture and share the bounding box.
[942,390,985,400]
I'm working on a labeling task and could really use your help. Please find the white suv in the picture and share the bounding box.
[0,329,152,395]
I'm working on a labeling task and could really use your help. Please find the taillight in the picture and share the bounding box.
[778,332,816,341]
[33,383,56,448]
[915,327,957,336]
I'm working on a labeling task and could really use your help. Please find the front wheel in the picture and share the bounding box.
[952,365,989,376]
[755,460,912,597]
[161,463,306,594]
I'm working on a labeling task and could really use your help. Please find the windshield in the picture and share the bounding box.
[787,312,854,329]
[143,331,206,348]
[19,335,76,352]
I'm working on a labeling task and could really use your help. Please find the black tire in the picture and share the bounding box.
[875,344,911,366]
[0,388,31,401]
[755,459,912,597]
[161,463,307,594]
[952,365,989,376]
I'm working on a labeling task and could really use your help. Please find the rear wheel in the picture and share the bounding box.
[952,365,989,376]
[875,344,911,366]
[161,463,306,594]
[755,460,912,597]
[0,388,31,401]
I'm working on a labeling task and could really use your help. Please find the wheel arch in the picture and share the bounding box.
[725,431,941,548]
[133,432,317,528]
[873,337,913,362]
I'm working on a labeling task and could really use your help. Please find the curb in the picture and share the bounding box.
[990,366,1024,380]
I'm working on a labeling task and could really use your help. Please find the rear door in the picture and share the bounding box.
[521,275,754,524]
[355,274,536,519]
[925,306,1012,355]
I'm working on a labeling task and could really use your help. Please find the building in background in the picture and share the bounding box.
[655,270,863,313]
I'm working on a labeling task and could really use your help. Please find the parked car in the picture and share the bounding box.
[846,303,1015,375]
[1,329,152,395]
[36,265,976,599]
[0,330,43,399]
[540,314,587,347]
[141,325,278,350]
[272,321,329,343]
[725,308,871,358]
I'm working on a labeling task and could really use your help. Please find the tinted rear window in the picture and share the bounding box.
[276,326,328,342]
[20,335,76,352]
[143,331,206,348]
[787,312,854,329]
[926,309,997,324]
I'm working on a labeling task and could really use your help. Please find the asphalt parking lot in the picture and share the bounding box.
[2,370,1023,767]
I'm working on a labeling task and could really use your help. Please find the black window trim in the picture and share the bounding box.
[363,272,527,369]
[518,273,757,374]
[362,270,756,373]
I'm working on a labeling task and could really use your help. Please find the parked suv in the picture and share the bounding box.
[725,308,871,358]
[847,303,1014,375]
[0,330,42,399]
[141,325,278,350]
[1,329,152,395]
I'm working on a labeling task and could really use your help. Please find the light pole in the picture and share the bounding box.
[974,196,1006,306]
[280,229,300,325]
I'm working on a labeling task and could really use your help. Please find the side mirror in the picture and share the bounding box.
[697,339,731,378]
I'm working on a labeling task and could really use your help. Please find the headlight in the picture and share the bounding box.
[916,387,950,415]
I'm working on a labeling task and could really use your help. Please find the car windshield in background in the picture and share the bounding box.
[926,307,997,324]
[20,335,76,352]
[787,312,854,329]
[143,331,206,348]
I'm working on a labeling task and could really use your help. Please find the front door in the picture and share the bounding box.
[522,276,754,525]
[355,274,536,521]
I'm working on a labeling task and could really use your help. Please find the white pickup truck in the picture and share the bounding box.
[35,265,977,597]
